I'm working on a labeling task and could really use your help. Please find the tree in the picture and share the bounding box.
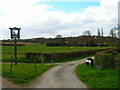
[56,35,62,38]
[97,29,101,37]
[101,28,104,37]
[109,28,117,50]
[109,28,116,37]
[82,30,91,36]
[82,30,92,47]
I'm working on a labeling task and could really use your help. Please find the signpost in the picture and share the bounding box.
[9,27,21,64]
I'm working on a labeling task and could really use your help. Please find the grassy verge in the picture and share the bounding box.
[76,63,118,88]
[2,63,55,86]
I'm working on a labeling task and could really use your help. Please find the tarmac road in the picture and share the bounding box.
[32,57,94,88]
[2,57,94,88]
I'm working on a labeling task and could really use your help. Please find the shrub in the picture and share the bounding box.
[95,49,117,70]
[47,43,62,46]
[42,49,108,63]
[2,43,25,46]
[25,53,42,63]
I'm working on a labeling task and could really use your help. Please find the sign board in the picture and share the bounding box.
[9,27,21,39]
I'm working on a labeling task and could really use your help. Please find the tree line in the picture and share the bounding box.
[2,28,119,47]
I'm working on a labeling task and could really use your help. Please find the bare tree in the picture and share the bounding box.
[101,28,104,37]
[82,30,92,47]
[109,28,116,37]
[109,28,117,51]
[82,30,91,36]
[97,29,101,37]
[56,35,62,38]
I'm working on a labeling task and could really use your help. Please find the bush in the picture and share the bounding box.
[42,49,108,63]
[95,50,117,70]
[25,53,42,63]
[47,43,62,46]
[2,43,25,46]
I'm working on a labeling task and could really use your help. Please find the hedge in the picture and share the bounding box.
[2,43,25,46]
[24,49,108,63]
[95,49,117,70]
[2,49,109,63]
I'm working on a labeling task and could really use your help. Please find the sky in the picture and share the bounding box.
[0,0,119,39]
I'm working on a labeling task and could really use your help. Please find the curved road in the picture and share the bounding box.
[31,57,94,88]
[2,57,94,88]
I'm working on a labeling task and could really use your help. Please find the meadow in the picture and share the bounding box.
[2,43,111,63]
[2,44,110,54]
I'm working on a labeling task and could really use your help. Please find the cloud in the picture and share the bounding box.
[0,0,119,39]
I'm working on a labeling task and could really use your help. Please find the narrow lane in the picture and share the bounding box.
[32,57,94,88]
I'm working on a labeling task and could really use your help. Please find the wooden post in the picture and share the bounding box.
[10,56,13,73]
[51,60,53,63]
[42,57,44,64]
[6,54,9,60]
[34,56,37,72]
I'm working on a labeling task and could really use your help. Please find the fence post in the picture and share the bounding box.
[10,56,13,73]
[6,54,9,60]
[51,60,53,63]
[34,56,37,72]
[42,57,44,64]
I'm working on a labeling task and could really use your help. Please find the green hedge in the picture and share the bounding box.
[95,50,117,70]
[2,49,109,63]
[24,49,108,63]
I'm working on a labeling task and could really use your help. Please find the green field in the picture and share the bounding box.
[76,63,118,88]
[2,63,55,86]
[2,44,110,63]
[2,44,110,54]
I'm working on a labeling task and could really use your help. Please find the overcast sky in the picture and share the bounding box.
[0,0,119,39]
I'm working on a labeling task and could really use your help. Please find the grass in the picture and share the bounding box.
[2,63,55,86]
[118,53,120,59]
[76,63,118,88]
[2,44,111,54]
[2,44,110,63]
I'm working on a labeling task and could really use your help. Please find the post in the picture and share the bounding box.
[34,56,37,72]
[10,56,13,73]
[14,38,17,65]
[9,27,21,65]
[42,57,44,64]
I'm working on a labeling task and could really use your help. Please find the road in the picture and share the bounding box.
[2,56,94,88]
[2,84,7,88]
[31,57,94,88]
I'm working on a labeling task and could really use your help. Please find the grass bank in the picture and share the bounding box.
[76,63,118,88]
[2,63,55,86]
